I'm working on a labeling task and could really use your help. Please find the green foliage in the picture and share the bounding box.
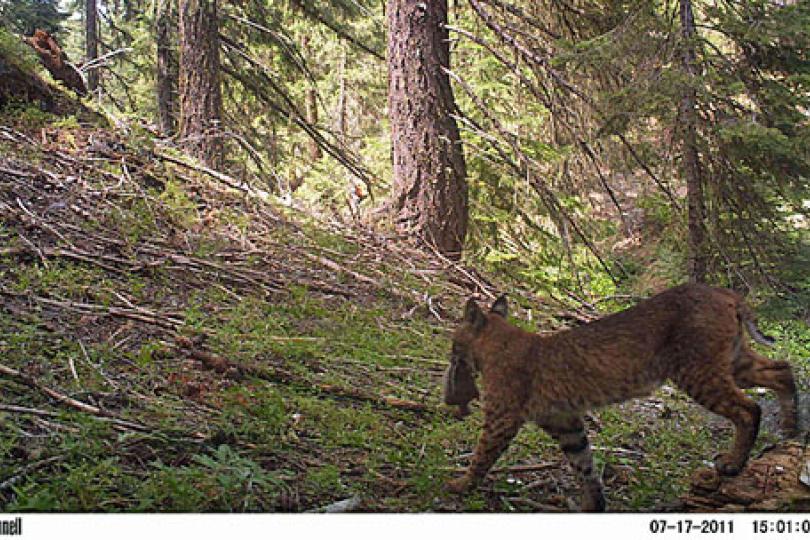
[131,445,291,511]
[219,386,288,444]
[1,102,57,126]
[0,27,39,72]
[0,0,68,36]
[159,180,199,229]
[3,0,809,515]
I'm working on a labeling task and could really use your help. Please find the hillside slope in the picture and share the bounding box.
[0,103,807,512]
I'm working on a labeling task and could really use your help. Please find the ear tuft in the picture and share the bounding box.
[463,297,487,331]
[490,294,508,318]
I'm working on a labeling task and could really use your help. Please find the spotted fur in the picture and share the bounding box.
[445,284,798,511]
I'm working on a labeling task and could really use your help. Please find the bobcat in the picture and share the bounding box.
[444,284,798,511]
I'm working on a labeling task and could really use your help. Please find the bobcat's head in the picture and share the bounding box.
[443,295,508,415]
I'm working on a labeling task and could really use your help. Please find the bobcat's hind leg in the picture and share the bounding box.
[680,374,761,476]
[733,345,798,437]
[542,414,605,512]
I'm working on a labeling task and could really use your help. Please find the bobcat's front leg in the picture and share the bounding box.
[447,409,521,494]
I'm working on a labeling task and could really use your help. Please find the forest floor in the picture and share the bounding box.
[0,106,808,512]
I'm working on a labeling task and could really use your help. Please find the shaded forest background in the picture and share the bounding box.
[3,0,809,297]
[0,0,808,513]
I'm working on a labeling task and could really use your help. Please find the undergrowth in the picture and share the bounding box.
[0,109,807,513]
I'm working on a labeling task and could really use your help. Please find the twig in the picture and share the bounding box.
[504,496,567,512]
[177,341,430,414]
[0,362,147,431]
[491,462,558,474]
[67,354,79,381]
[591,445,645,457]
[306,495,363,513]
[445,462,557,474]
[153,150,254,193]
[0,456,63,491]
[0,403,61,418]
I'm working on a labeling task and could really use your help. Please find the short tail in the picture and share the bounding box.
[738,302,775,347]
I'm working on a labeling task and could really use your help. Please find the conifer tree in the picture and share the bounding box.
[178,0,223,168]
[386,0,469,258]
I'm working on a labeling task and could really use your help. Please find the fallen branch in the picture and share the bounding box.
[0,403,61,418]
[317,383,428,412]
[445,462,557,474]
[78,47,132,73]
[0,288,184,331]
[177,340,430,413]
[503,496,567,512]
[153,150,253,193]
[306,495,363,513]
[0,362,147,431]
[0,456,63,491]
[302,252,386,290]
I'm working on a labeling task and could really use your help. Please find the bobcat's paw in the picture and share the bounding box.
[454,404,472,420]
[446,476,472,494]
[713,453,744,476]
[581,491,606,512]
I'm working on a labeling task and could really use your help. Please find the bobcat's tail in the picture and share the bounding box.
[738,302,775,347]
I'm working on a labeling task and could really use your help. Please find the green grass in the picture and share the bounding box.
[3,238,807,511]
[1,115,807,513]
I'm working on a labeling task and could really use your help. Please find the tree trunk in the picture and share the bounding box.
[679,0,707,283]
[178,0,223,168]
[302,36,322,161]
[155,0,177,135]
[85,0,98,91]
[386,0,469,259]
[305,86,321,160]
[124,0,134,21]
[337,45,347,143]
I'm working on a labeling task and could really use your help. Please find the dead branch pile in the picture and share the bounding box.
[1,121,571,436]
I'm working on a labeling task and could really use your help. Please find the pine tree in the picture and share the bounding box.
[155,0,177,135]
[678,0,707,283]
[386,0,469,258]
[178,0,223,168]
[0,0,67,36]
[85,0,98,91]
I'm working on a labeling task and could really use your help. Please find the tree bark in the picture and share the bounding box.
[302,35,322,161]
[386,0,469,259]
[679,0,707,283]
[124,0,135,21]
[178,0,223,168]
[337,45,348,143]
[155,0,177,135]
[85,0,98,91]
[305,86,321,160]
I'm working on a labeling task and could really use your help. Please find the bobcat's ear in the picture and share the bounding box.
[463,298,487,332]
[490,294,508,318]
